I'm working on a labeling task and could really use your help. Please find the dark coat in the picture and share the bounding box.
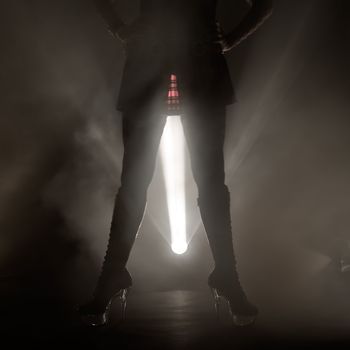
[116,0,235,112]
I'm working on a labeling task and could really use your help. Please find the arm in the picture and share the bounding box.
[94,0,152,44]
[224,0,273,51]
[93,0,126,41]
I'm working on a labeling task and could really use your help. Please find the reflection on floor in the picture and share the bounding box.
[2,267,350,350]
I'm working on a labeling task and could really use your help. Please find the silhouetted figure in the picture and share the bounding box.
[79,0,273,326]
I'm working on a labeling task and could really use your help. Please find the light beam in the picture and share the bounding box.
[160,116,188,255]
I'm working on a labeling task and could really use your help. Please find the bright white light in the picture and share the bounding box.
[160,116,188,255]
[171,242,188,255]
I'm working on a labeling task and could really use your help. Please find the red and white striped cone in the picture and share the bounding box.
[167,74,181,115]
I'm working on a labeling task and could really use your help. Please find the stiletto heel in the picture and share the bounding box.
[120,288,129,320]
[79,287,130,327]
[210,285,257,326]
[211,287,220,320]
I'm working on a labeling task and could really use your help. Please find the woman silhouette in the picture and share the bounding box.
[79,0,273,326]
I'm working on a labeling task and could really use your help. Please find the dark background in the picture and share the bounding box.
[0,0,350,347]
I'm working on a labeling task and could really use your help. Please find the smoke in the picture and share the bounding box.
[0,0,350,332]
[0,0,127,297]
[222,0,350,329]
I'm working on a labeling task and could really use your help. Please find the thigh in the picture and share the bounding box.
[121,107,166,190]
[181,105,227,189]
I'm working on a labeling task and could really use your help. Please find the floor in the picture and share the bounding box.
[2,262,350,349]
[2,283,350,350]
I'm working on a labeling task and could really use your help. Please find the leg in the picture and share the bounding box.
[98,109,166,286]
[79,107,166,323]
[181,105,258,322]
[181,105,233,274]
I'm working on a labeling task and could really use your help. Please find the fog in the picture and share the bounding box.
[0,0,349,332]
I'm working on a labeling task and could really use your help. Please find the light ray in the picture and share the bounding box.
[160,116,188,255]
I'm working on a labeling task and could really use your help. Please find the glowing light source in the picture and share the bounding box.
[160,115,188,255]
[171,241,188,255]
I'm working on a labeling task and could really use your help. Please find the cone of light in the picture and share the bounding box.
[160,116,188,255]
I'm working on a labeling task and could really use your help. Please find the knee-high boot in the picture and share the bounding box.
[95,188,146,296]
[78,187,147,323]
[198,185,236,274]
[197,184,258,320]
